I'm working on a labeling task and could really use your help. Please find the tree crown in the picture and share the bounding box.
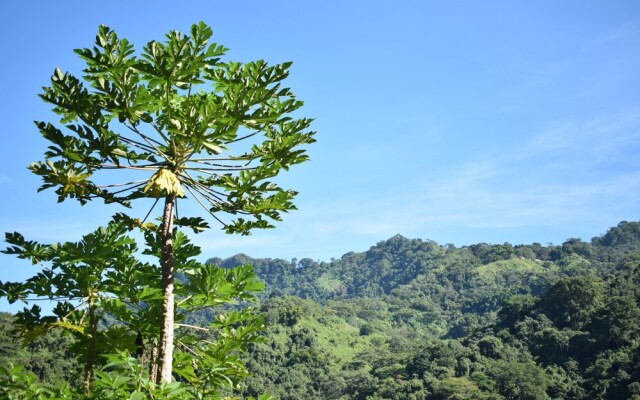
[31,21,315,234]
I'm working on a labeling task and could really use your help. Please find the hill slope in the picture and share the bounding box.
[206,221,640,399]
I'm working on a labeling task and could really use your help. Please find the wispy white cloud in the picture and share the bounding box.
[520,110,640,159]
[595,24,639,46]
[285,109,640,250]
[417,172,640,228]
[501,58,574,95]
[425,111,639,224]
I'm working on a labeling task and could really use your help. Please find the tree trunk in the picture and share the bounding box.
[157,194,176,383]
[149,340,159,384]
[83,297,97,394]
[135,331,147,383]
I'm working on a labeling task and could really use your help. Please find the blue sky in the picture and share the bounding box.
[1,1,639,310]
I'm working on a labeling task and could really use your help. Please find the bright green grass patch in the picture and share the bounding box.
[476,258,546,280]
[316,273,343,292]
[294,311,372,364]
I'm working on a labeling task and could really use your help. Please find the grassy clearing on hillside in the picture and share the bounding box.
[316,274,343,292]
[475,258,546,280]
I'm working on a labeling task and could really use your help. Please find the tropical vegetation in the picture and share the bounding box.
[2,221,639,399]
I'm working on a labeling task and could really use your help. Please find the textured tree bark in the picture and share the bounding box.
[83,297,97,394]
[135,331,147,382]
[149,340,158,384]
[157,194,175,383]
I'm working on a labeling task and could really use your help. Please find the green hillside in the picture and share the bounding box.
[2,221,640,399]
[226,221,640,399]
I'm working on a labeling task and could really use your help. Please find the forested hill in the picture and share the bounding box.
[207,220,640,302]
[202,221,640,399]
[3,222,639,399]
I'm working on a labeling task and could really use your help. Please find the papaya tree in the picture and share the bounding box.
[29,22,315,383]
[1,220,140,393]
[1,217,268,397]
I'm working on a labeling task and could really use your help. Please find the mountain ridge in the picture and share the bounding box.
[206,220,640,302]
